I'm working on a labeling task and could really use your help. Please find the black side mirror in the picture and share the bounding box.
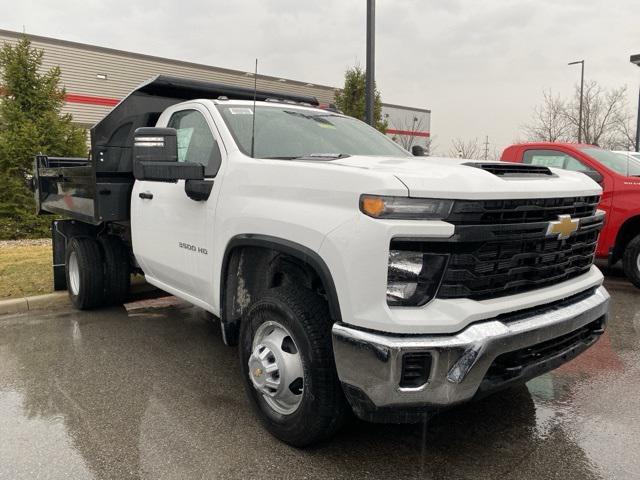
[411,145,426,157]
[133,127,203,182]
[583,170,604,184]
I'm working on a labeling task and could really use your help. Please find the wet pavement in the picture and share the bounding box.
[1,278,639,480]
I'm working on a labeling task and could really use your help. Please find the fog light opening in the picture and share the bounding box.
[400,352,433,388]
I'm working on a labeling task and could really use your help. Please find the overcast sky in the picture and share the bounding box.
[1,0,638,155]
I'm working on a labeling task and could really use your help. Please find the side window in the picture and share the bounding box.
[564,156,593,172]
[522,149,593,173]
[167,109,222,176]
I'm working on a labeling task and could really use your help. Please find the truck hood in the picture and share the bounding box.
[328,155,602,199]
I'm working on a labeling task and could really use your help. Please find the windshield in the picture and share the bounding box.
[581,147,640,176]
[217,104,410,159]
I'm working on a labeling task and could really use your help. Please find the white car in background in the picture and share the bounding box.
[613,150,640,161]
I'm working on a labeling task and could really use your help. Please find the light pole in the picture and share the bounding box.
[630,54,640,152]
[568,60,584,143]
[365,0,375,126]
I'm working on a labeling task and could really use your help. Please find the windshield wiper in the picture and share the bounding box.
[262,153,350,161]
[297,153,350,160]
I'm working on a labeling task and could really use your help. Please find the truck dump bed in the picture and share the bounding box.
[34,75,319,224]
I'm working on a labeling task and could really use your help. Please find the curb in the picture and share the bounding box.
[0,280,160,316]
[0,292,68,315]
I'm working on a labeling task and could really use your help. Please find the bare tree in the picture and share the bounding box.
[523,90,571,142]
[524,81,635,149]
[565,81,629,148]
[423,135,438,156]
[614,113,637,151]
[449,138,481,159]
[390,115,425,150]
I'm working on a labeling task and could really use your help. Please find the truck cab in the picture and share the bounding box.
[34,77,610,446]
[501,142,640,287]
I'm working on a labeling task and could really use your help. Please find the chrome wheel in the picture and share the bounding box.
[68,251,80,296]
[248,320,304,415]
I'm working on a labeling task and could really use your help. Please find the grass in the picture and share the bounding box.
[0,241,53,299]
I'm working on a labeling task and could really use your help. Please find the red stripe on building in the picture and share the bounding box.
[65,93,120,107]
[386,129,430,138]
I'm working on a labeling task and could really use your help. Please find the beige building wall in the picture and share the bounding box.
[0,29,339,127]
[0,29,430,143]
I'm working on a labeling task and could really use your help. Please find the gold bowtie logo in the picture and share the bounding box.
[547,214,579,240]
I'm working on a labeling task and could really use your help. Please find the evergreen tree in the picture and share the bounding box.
[0,36,86,239]
[334,65,387,132]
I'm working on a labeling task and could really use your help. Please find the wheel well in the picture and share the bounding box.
[220,236,341,346]
[613,216,640,263]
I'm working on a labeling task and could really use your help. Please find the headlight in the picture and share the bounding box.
[360,195,453,220]
[387,249,448,306]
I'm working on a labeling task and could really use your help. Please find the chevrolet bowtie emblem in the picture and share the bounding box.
[547,214,579,240]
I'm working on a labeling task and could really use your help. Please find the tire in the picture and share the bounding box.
[66,237,105,310]
[623,233,640,288]
[239,286,348,447]
[99,236,130,305]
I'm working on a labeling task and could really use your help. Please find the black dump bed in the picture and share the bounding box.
[34,75,319,224]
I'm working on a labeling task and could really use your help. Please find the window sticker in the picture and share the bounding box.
[176,127,194,162]
[531,155,564,168]
[228,107,254,115]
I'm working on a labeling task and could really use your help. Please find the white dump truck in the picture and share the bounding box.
[34,76,609,446]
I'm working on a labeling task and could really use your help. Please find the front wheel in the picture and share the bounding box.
[239,287,348,447]
[623,234,640,288]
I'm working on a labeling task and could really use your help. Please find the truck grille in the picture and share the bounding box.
[391,196,603,301]
[437,228,599,300]
[444,195,600,225]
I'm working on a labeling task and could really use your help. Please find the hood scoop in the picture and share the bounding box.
[463,162,553,177]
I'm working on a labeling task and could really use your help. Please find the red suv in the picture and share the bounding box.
[501,142,640,287]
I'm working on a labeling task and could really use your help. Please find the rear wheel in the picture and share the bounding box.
[66,237,105,310]
[99,236,130,305]
[239,286,348,447]
[623,233,640,288]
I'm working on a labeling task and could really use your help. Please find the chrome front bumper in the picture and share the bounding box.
[332,286,609,419]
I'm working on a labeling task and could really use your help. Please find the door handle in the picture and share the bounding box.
[139,192,153,200]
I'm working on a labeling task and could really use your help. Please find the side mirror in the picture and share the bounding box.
[582,170,603,184]
[411,145,426,157]
[133,127,203,182]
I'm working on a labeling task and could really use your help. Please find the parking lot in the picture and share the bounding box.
[1,276,638,480]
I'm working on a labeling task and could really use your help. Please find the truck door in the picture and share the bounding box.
[131,104,223,307]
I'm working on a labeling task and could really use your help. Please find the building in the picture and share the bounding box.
[383,103,431,150]
[0,29,430,148]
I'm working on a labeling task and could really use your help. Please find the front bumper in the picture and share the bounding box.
[332,286,609,422]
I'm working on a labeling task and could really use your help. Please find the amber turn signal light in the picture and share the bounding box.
[360,195,386,217]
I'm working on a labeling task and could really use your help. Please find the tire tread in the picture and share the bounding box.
[99,236,130,305]
[240,286,348,447]
[66,237,105,309]
[623,234,640,288]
